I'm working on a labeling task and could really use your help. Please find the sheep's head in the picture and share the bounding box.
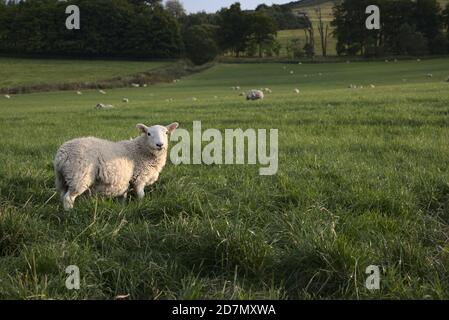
[137,122,179,152]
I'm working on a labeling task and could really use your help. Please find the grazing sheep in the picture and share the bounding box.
[96,103,114,110]
[290,70,294,75]
[417,59,421,62]
[76,91,82,95]
[426,73,433,78]
[54,122,179,210]
[294,88,300,94]
[4,94,11,99]
[99,90,106,95]
[122,98,129,103]
[143,84,148,88]
[246,89,264,101]
[191,97,198,101]
[131,83,140,88]
[370,84,376,88]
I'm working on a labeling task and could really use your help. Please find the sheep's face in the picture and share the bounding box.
[137,123,179,152]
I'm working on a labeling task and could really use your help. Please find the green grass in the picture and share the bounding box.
[1,58,449,299]
[0,58,171,88]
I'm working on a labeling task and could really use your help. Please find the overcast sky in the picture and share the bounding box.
[172,1,294,13]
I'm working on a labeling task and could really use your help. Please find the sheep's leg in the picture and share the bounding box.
[119,192,128,203]
[135,185,145,200]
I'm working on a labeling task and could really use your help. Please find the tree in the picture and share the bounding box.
[217,3,250,57]
[183,24,219,64]
[315,7,330,57]
[248,11,277,58]
[165,0,185,20]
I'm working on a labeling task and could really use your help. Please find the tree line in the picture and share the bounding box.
[0,0,306,64]
[333,0,449,56]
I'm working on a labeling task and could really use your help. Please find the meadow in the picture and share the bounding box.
[1,58,449,299]
[0,58,170,88]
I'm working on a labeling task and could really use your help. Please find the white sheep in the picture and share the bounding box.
[294,88,300,94]
[122,98,129,103]
[370,84,376,88]
[96,103,114,110]
[54,122,179,210]
[246,90,264,101]
[76,91,82,95]
[99,90,106,95]
[263,88,272,94]
[426,73,433,78]
[131,83,140,88]
[4,94,11,99]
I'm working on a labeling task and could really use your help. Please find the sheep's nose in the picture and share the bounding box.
[156,143,164,148]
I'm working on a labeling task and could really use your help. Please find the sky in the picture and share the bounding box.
[172,1,294,14]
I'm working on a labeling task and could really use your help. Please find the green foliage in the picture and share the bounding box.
[183,24,219,65]
[0,0,183,58]
[333,0,448,56]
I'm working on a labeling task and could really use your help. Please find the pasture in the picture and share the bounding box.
[1,58,449,299]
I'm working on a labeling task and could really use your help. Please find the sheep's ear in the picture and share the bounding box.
[136,124,148,134]
[166,122,179,133]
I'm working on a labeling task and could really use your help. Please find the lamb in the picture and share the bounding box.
[54,122,179,210]
[246,89,264,101]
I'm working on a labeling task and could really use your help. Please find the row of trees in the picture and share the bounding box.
[0,0,295,63]
[333,0,449,56]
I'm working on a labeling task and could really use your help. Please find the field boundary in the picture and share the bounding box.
[0,60,215,95]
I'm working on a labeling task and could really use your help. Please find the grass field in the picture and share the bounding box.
[1,58,449,299]
[0,58,170,88]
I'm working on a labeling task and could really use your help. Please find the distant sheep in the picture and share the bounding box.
[131,83,140,88]
[294,88,300,94]
[76,91,82,95]
[246,89,264,101]
[4,94,11,99]
[54,122,179,210]
[263,88,272,94]
[426,73,433,78]
[122,98,129,103]
[96,103,114,110]
[99,90,106,95]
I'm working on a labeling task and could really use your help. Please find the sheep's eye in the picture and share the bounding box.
[166,131,169,135]
[147,132,151,136]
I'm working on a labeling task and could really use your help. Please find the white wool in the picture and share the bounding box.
[246,89,264,101]
[294,88,300,94]
[76,91,82,95]
[131,83,140,88]
[99,90,106,95]
[4,94,11,99]
[54,122,179,210]
[122,98,129,103]
[96,103,114,110]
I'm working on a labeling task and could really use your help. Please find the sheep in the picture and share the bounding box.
[426,73,433,78]
[263,88,272,94]
[4,94,11,99]
[191,97,198,101]
[131,83,140,88]
[122,98,129,103]
[294,88,300,94]
[76,91,82,95]
[290,70,294,75]
[143,84,148,88]
[246,89,264,101]
[99,90,107,95]
[96,103,114,110]
[370,84,376,88]
[54,122,179,210]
